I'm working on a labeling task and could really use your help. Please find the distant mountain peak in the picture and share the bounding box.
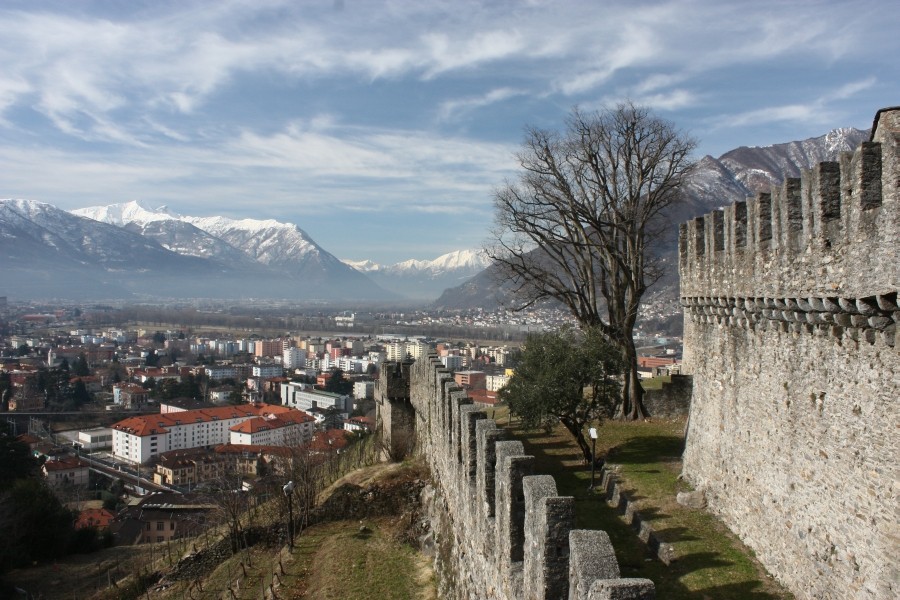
[73,199,180,226]
[342,249,492,300]
[823,127,865,154]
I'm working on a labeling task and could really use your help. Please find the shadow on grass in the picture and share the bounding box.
[507,423,791,599]
[516,431,578,453]
[649,525,698,544]
[606,434,685,464]
[692,580,787,599]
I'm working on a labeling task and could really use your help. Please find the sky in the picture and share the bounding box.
[0,0,896,265]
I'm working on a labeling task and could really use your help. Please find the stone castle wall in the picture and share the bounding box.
[378,356,656,600]
[679,108,899,599]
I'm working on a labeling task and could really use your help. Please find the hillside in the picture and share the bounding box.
[3,461,434,600]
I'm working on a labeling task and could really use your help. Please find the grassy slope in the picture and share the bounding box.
[490,403,793,599]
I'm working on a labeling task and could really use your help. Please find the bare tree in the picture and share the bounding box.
[204,465,249,554]
[488,101,695,419]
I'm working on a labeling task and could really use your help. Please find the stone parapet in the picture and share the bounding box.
[402,354,654,600]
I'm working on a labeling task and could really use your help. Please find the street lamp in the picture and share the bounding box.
[283,480,295,550]
[588,428,598,491]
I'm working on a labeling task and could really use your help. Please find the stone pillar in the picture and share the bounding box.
[459,405,486,479]
[476,419,505,520]
[568,530,620,599]
[495,441,533,566]
[586,579,656,600]
[523,475,575,600]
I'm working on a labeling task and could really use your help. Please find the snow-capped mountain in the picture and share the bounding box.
[0,198,245,299]
[72,201,387,295]
[343,249,492,300]
[718,127,868,193]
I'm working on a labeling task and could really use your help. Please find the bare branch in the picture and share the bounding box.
[486,101,696,418]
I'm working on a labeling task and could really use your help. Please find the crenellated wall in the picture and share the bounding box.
[679,108,899,599]
[378,355,656,600]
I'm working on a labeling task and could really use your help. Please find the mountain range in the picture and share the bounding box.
[0,124,869,305]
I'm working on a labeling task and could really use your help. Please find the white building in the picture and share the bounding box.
[205,366,236,381]
[337,356,365,373]
[353,380,375,400]
[386,341,407,361]
[284,347,306,370]
[77,427,113,451]
[43,456,90,488]
[229,411,315,446]
[253,364,284,379]
[111,403,310,464]
[486,374,510,392]
[406,339,429,360]
[279,382,352,414]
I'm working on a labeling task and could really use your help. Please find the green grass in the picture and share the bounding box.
[493,406,793,599]
[639,375,672,390]
[302,520,434,599]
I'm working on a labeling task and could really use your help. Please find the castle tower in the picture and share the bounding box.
[375,358,416,460]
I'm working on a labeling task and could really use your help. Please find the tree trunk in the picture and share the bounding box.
[619,337,648,420]
[560,418,592,464]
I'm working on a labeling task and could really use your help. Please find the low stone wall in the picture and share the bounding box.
[598,468,675,565]
[642,375,692,418]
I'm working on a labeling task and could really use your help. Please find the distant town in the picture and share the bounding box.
[0,296,681,547]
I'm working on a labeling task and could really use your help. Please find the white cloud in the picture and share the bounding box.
[632,89,699,112]
[826,77,877,102]
[712,76,879,129]
[437,87,525,121]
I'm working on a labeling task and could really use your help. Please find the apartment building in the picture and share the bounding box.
[111,403,308,464]
[454,370,486,390]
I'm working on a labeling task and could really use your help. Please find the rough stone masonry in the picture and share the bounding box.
[679,107,899,600]
[377,356,656,600]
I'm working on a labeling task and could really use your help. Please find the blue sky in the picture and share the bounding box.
[0,0,896,264]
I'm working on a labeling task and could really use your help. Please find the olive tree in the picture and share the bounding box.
[488,101,695,418]
[499,327,621,463]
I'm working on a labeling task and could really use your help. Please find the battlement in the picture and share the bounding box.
[401,355,654,600]
[678,109,899,599]
[680,107,899,301]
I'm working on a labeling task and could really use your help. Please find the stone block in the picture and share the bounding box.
[676,490,707,509]
[586,578,656,600]
[568,530,620,599]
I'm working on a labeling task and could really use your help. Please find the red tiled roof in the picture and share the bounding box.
[76,508,115,530]
[230,410,313,434]
[43,456,88,471]
[15,433,41,445]
[637,356,679,368]
[308,429,351,452]
[467,389,498,405]
[111,403,298,437]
